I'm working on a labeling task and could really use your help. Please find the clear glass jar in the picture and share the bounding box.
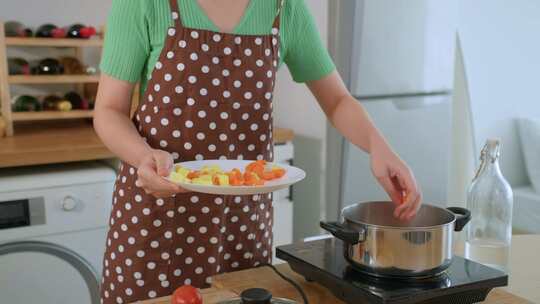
[465,139,513,272]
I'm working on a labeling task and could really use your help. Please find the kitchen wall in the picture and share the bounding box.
[0,0,110,26]
[451,0,540,195]
[1,0,330,240]
[273,0,329,240]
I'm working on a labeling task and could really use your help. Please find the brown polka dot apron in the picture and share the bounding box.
[100,1,283,303]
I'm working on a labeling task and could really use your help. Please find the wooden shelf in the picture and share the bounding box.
[274,128,294,143]
[5,37,103,47]
[12,110,94,122]
[8,75,100,84]
[0,121,113,168]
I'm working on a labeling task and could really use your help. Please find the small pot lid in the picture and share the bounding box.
[216,288,297,304]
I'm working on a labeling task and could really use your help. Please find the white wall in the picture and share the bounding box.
[456,0,540,187]
[0,0,110,28]
[273,0,329,240]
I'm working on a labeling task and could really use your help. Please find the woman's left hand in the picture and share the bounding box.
[370,138,422,220]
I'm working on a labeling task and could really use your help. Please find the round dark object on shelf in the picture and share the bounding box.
[12,95,42,112]
[36,23,57,37]
[4,21,32,37]
[66,24,84,38]
[42,95,63,110]
[64,91,88,109]
[8,57,31,75]
[33,58,64,75]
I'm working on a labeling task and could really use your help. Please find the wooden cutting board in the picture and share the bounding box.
[139,264,533,304]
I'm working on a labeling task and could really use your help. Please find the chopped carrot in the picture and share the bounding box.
[172,162,286,187]
[187,171,200,179]
[272,168,286,178]
[243,171,264,186]
[262,171,275,180]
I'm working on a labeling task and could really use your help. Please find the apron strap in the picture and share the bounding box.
[272,0,285,31]
[169,0,183,29]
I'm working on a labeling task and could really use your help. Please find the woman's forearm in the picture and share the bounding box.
[307,71,390,155]
[94,108,152,168]
[94,74,153,168]
[329,95,388,154]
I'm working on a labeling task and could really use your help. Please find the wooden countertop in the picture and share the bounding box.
[0,121,295,169]
[0,121,113,168]
[455,234,540,303]
[139,263,532,304]
[140,235,540,304]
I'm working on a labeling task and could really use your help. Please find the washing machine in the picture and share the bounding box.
[0,162,116,304]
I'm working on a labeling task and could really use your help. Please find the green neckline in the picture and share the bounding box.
[189,0,257,34]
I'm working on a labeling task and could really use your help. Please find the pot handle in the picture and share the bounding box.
[447,207,472,232]
[320,221,364,244]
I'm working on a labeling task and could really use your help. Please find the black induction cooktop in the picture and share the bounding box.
[276,237,508,304]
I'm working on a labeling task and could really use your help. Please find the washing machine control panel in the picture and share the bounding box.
[0,198,45,230]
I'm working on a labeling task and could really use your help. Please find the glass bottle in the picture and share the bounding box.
[465,139,513,272]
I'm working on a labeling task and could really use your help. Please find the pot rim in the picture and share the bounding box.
[343,218,456,231]
[341,202,458,231]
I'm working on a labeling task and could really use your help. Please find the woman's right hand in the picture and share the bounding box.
[136,149,188,198]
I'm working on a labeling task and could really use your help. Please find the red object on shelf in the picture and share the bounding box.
[80,26,97,39]
[51,28,66,38]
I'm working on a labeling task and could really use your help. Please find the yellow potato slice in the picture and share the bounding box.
[214,174,230,186]
[169,171,189,183]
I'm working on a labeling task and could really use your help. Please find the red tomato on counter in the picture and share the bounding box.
[171,285,203,304]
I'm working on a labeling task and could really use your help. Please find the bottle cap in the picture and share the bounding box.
[481,138,501,160]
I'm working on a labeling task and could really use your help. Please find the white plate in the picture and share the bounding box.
[167,160,306,195]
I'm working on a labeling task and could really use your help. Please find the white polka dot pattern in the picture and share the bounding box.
[102,1,281,301]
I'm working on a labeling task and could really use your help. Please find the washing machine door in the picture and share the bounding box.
[0,241,99,304]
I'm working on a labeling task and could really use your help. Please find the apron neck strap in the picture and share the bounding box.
[272,0,285,30]
[169,0,183,29]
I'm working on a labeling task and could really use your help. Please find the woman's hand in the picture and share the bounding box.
[370,138,422,220]
[306,72,422,220]
[136,149,188,198]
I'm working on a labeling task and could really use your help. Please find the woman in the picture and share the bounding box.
[94,0,422,303]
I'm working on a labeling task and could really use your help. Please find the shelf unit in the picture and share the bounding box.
[0,22,103,136]
[7,75,100,84]
[12,110,95,121]
[5,37,103,47]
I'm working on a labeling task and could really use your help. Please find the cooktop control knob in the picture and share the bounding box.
[62,196,78,211]
[240,288,272,304]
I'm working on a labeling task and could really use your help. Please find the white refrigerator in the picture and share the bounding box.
[326,0,457,218]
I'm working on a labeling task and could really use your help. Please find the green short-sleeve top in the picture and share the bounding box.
[100,0,335,92]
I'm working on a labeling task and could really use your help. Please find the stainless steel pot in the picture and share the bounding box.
[320,201,471,278]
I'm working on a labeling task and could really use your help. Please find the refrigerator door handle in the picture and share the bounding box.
[356,93,451,111]
[392,95,450,111]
